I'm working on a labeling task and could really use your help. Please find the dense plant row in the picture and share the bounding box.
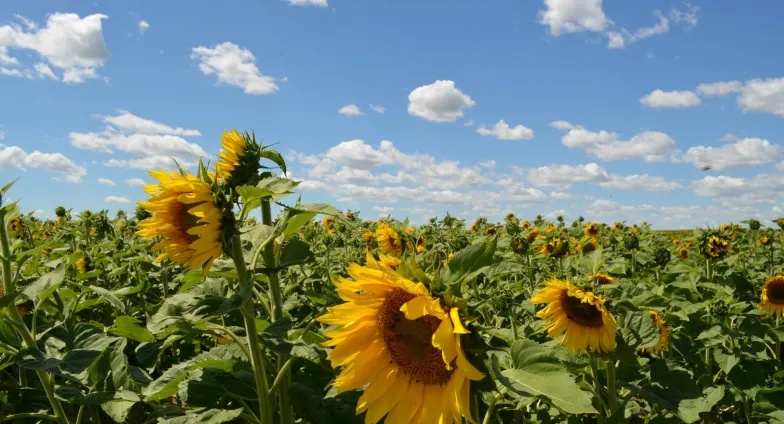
[1,131,784,423]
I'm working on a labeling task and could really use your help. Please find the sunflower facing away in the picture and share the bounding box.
[215,130,263,186]
[531,280,617,353]
[592,273,615,285]
[584,222,600,239]
[137,171,224,273]
[645,311,669,354]
[376,223,403,257]
[318,253,484,424]
[759,276,784,317]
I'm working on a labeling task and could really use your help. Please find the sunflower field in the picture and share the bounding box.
[2,131,784,424]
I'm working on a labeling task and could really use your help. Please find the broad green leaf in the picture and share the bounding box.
[257,176,300,196]
[87,285,126,313]
[101,391,141,423]
[158,408,244,424]
[178,368,257,407]
[501,368,596,414]
[443,236,497,285]
[21,264,66,304]
[622,311,660,349]
[54,386,117,405]
[678,386,725,423]
[278,239,314,268]
[108,316,155,343]
[712,349,739,374]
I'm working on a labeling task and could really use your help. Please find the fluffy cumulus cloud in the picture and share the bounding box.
[696,81,743,96]
[681,138,781,170]
[338,104,362,116]
[553,122,675,162]
[97,177,116,186]
[691,174,784,198]
[0,13,110,83]
[284,0,328,7]
[69,110,207,172]
[0,149,88,183]
[737,78,784,118]
[599,174,682,191]
[191,42,279,95]
[527,163,609,188]
[104,196,130,204]
[138,20,149,34]
[126,177,146,186]
[476,119,534,141]
[539,0,610,35]
[640,89,701,108]
[407,80,475,123]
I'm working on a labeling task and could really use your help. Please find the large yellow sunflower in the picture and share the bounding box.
[137,171,224,273]
[375,224,403,257]
[531,280,617,353]
[318,253,484,424]
[645,311,669,354]
[216,130,247,181]
[759,276,784,317]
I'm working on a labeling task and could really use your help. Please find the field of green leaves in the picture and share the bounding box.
[2,132,784,424]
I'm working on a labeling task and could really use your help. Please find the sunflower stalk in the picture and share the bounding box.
[260,200,294,424]
[606,359,618,416]
[0,210,70,424]
[231,235,274,424]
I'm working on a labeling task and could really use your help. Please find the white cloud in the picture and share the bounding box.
[539,0,610,35]
[0,13,109,83]
[681,138,781,170]
[369,104,385,113]
[479,160,496,169]
[606,10,670,50]
[527,163,609,188]
[69,132,113,153]
[599,174,682,191]
[669,2,699,28]
[407,80,475,123]
[0,146,27,169]
[737,78,784,118]
[721,133,740,142]
[138,20,149,34]
[105,156,195,171]
[372,205,394,216]
[126,177,146,186]
[640,89,701,108]
[73,132,207,158]
[32,209,44,217]
[284,0,328,6]
[696,81,742,96]
[191,42,279,95]
[549,120,575,130]
[33,63,57,80]
[105,196,130,204]
[463,119,475,127]
[338,104,363,116]
[550,191,573,199]
[102,110,200,136]
[23,150,86,183]
[97,177,116,186]
[0,67,27,78]
[476,119,534,141]
[554,123,675,162]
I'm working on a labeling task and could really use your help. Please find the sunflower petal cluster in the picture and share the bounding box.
[215,130,263,187]
[531,280,617,353]
[318,252,484,424]
[375,222,403,257]
[137,171,224,273]
[759,276,784,317]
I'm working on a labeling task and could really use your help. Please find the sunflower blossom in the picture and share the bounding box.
[137,171,224,273]
[318,253,484,424]
[759,276,784,318]
[531,280,617,353]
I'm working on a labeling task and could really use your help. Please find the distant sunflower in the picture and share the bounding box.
[8,217,24,234]
[484,226,497,236]
[759,276,784,317]
[703,235,731,258]
[318,253,484,423]
[137,171,225,273]
[323,216,336,234]
[215,130,262,186]
[581,238,600,254]
[405,226,415,235]
[645,311,669,354]
[506,212,516,221]
[521,220,531,230]
[584,223,600,239]
[592,273,615,285]
[376,224,403,257]
[672,239,680,246]
[526,227,540,243]
[531,280,617,353]
[416,237,426,254]
[758,234,772,247]
[679,248,689,260]
[540,237,568,258]
[470,223,479,234]
[76,256,89,274]
[362,231,375,245]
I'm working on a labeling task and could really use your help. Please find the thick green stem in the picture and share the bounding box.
[481,391,505,424]
[590,357,606,422]
[232,237,274,424]
[606,359,618,416]
[0,212,69,424]
[260,201,294,424]
[706,258,713,282]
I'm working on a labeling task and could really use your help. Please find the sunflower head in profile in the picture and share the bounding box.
[318,253,484,424]
[470,223,479,234]
[531,280,617,353]
[584,222,600,239]
[581,238,600,254]
[776,218,784,230]
[592,273,615,285]
[539,236,568,258]
[136,170,227,273]
[521,220,531,230]
[644,311,669,354]
[344,210,355,221]
[416,237,426,254]
[759,276,784,317]
[484,226,497,236]
[322,216,336,234]
[526,227,540,243]
[375,223,403,257]
[215,130,263,188]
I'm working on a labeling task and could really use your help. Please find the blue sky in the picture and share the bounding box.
[1,0,783,228]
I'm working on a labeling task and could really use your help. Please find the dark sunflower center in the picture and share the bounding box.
[174,202,203,243]
[377,288,453,385]
[560,291,604,328]
[767,280,784,304]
